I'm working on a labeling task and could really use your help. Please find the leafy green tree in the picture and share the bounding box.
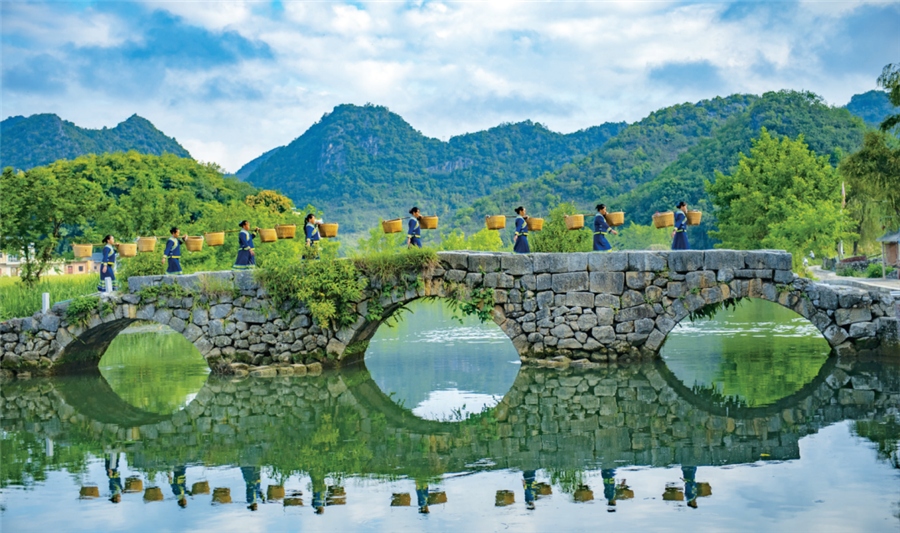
[613,222,671,250]
[245,190,295,214]
[707,129,854,268]
[0,166,103,284]
[878,63,900,132]
[840,131,900,252]
[532,202,592,253]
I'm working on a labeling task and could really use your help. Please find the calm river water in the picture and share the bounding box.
[1,300,898,532]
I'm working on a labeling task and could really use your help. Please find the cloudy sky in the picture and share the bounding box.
[2,1,898,172]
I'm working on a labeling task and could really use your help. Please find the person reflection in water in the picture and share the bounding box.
[523,470,537,510]
[168,466,190,508]
[106,452,123,504]
[602,468,617,512]
[241,466,263,511]
[415,479,430,514]
[311,474,326,515]
[682,466,698,509]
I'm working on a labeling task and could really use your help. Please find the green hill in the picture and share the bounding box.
[0,114,191,171]
[844,89,898,128]
[241,103,625,234]
[460,94,758,230]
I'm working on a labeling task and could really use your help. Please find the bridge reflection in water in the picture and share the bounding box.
[2,356,897,503]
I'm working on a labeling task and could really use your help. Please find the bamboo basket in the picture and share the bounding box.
[391,493,411,506]
[697,482,712,497]
[79,486,100,499]
[605,211,625,227]
[318,223,339,238]
[204,232,225,246]
[275,224,296,239]
[191,481,210,495]
[486,215,506,230]
[137,237,157,253]
[565,214,584,230]
[420,216,439,230]
[427,492,447,505]
[687,211,702,226]
[73,244,93,258]
[212,487,232,504]
[143,487,164,502]
[267,485,285,500]
[117,243,137,257]
[537,483,552,496]
[653,212,675,229]
[526,217,544,231]
[259,228,278,243]
[284,497,304,507]
[662,487,684,501]
[124,477,143,493]
[495,490,515,506]
[185,236,204,252]
[573,486,594,502]
[382,219,403,234]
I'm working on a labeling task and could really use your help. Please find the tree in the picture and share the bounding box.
[840,131,900,251]
[531,202,592,253]
[0,166,103,284]
[245,190,295,214]
[707,129,854,268]
[878,63,900,132]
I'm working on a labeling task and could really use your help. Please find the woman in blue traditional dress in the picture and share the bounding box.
[98,235,118,291]
[233,220,258,270]
[407,207,422,248]
[671,201,690,250]
[593,204,618,251]
[305,213,321,259]
[162,227,184,275]
[513,206,530,254]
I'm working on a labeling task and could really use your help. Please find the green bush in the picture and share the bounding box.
[865,263,896,278]
[352,248,438,283]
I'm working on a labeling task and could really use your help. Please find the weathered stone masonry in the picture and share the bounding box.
[0,250,897,377]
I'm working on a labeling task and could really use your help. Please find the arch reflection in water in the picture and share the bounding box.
[97,323,210,415]
[364,300,520,420]
[661,298,829,408]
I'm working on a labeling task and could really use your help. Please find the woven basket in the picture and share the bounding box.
[79,486,100,499]
[284,497,304,507]
[486,215,506,230]
[267,485,285,500]
[318,223,339,238]
[495,490,515,506]
[382,219,403,234]
[137,237,157,253]
[117,243,137,257]
[143,487,164,502]
[185,236,203,252]
[420,216,438,230]
[73,244,93,258]
[687,211,702,226]
[526,217,544,231]
[605,211,625,227]
[259,228,278,243]
[191,481,210,495]
[573,487,594,502]
[204,232,225,246]
[653,212,675,229]
[391,493,412,506]
[275,224,296,239]
[427,492,447,505]
[565,214,584,230]
[124,477,143,493]
[212,487,232,504]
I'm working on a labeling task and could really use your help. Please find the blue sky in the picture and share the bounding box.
[2,1,898,171]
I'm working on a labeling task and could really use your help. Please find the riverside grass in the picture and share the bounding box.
[0,275,97,320]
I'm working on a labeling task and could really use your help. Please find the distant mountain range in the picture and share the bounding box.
[0,113,191,171]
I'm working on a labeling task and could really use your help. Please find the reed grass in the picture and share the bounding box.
[0,275,98,320]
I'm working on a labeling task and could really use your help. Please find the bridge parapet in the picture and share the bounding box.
[0,251,897,378]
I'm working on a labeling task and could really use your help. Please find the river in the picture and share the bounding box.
[1,299,898,532]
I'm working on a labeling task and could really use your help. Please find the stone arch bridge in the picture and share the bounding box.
[1,358,897,477]
[0,250,897,377]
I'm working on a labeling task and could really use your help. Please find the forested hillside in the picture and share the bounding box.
[242,103,625,233]
[0,114,191,171]
[844,90,898,128]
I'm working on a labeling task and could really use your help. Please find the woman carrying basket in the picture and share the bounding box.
[672,201,690,250]
[407,207,422,248]
[98,235,118,292]
[593,204,618,252]
[305,213,321,259]
[162,227,185,275]
[233,220,258,270]
[513,206,530,254]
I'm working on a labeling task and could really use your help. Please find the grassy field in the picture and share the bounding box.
[0,275,98,320]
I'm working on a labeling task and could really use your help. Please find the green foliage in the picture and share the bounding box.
[532,202,591,252]
[436,227,507,252]
[444,283,496,324]
[119,252,165,280]
[613,222,671,250]
[689,297,744,322]
[65,295,111,328]
[877,63,900,132]
[256,257,368,329]
[245,190,295,214]
[0,275,97,320]
[844,89,900,128]
[197,274,239,300]
[0,113,191,172]
[707,129,855,269]
[840,131,900,253]
[352,248,438,284]
[242,103,626,236]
